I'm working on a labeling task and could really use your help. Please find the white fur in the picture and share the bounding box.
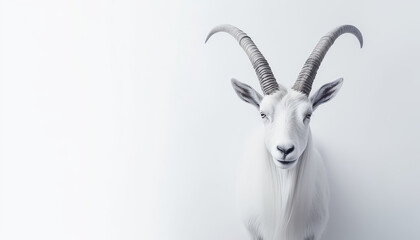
[234,88,335,240]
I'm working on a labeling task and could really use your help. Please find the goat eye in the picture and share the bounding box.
[305,113,312,121]
[260,112,266,119]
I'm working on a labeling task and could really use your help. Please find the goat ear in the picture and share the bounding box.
[310,78,343,111]
[231,78,262,109]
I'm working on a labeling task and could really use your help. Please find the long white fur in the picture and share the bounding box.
[234,88,334,240]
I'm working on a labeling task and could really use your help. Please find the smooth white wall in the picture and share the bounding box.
[1,0,420,239]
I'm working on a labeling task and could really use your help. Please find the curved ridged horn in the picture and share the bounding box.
[292,25,363,96]
[205,24,280,95]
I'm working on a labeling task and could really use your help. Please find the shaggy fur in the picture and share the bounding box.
[237,128,329,240]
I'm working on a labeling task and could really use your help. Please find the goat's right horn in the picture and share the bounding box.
[205,24,280,95]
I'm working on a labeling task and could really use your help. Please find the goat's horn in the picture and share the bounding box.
[206,24,280,95]
[292,25,363,96]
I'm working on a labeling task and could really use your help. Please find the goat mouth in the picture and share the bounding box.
[277,160,297,165]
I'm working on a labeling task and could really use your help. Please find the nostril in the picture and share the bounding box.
[285,146,294,155]
[277,146,285,153]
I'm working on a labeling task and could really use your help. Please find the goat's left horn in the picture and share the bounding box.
[292,25,363,96]
[205,24,280,95]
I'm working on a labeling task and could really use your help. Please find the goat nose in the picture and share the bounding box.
[277,145,295,156]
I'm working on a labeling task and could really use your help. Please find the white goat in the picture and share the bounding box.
[206,25,362,240]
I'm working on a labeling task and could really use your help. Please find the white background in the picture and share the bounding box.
[1,0,420,239]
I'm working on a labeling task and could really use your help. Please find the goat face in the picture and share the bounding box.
[231,78,343,169]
